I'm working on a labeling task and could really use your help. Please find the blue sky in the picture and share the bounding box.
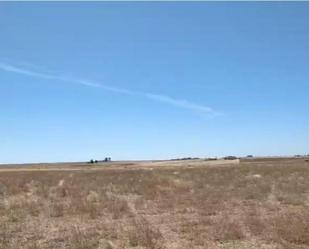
[1,3,309,163]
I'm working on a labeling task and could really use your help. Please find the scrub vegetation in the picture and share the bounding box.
[0,158,308,249]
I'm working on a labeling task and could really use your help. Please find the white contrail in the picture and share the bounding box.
[145,93,214,113]
[0,62,217,115]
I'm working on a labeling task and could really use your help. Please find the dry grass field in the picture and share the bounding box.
[0,158,309,249]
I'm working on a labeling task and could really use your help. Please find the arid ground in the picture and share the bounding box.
[0,158,309,249]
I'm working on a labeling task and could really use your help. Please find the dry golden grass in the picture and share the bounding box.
[0,158,309,249]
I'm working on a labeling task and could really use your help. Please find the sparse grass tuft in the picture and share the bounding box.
[128,216,164,249]
[69,226,99,249]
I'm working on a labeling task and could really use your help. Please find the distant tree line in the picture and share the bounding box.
[223,156,238,160]
[88,157,111,164]
[172,157,200,161]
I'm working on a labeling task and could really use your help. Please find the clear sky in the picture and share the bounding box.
[1,2,309,163]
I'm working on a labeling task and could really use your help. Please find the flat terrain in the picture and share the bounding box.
[0,158,309,249]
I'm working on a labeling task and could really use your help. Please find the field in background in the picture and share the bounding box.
[0,158,309,249]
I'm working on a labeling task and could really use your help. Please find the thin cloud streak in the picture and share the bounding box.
[0,62,217,115]
[145,93,214,113]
